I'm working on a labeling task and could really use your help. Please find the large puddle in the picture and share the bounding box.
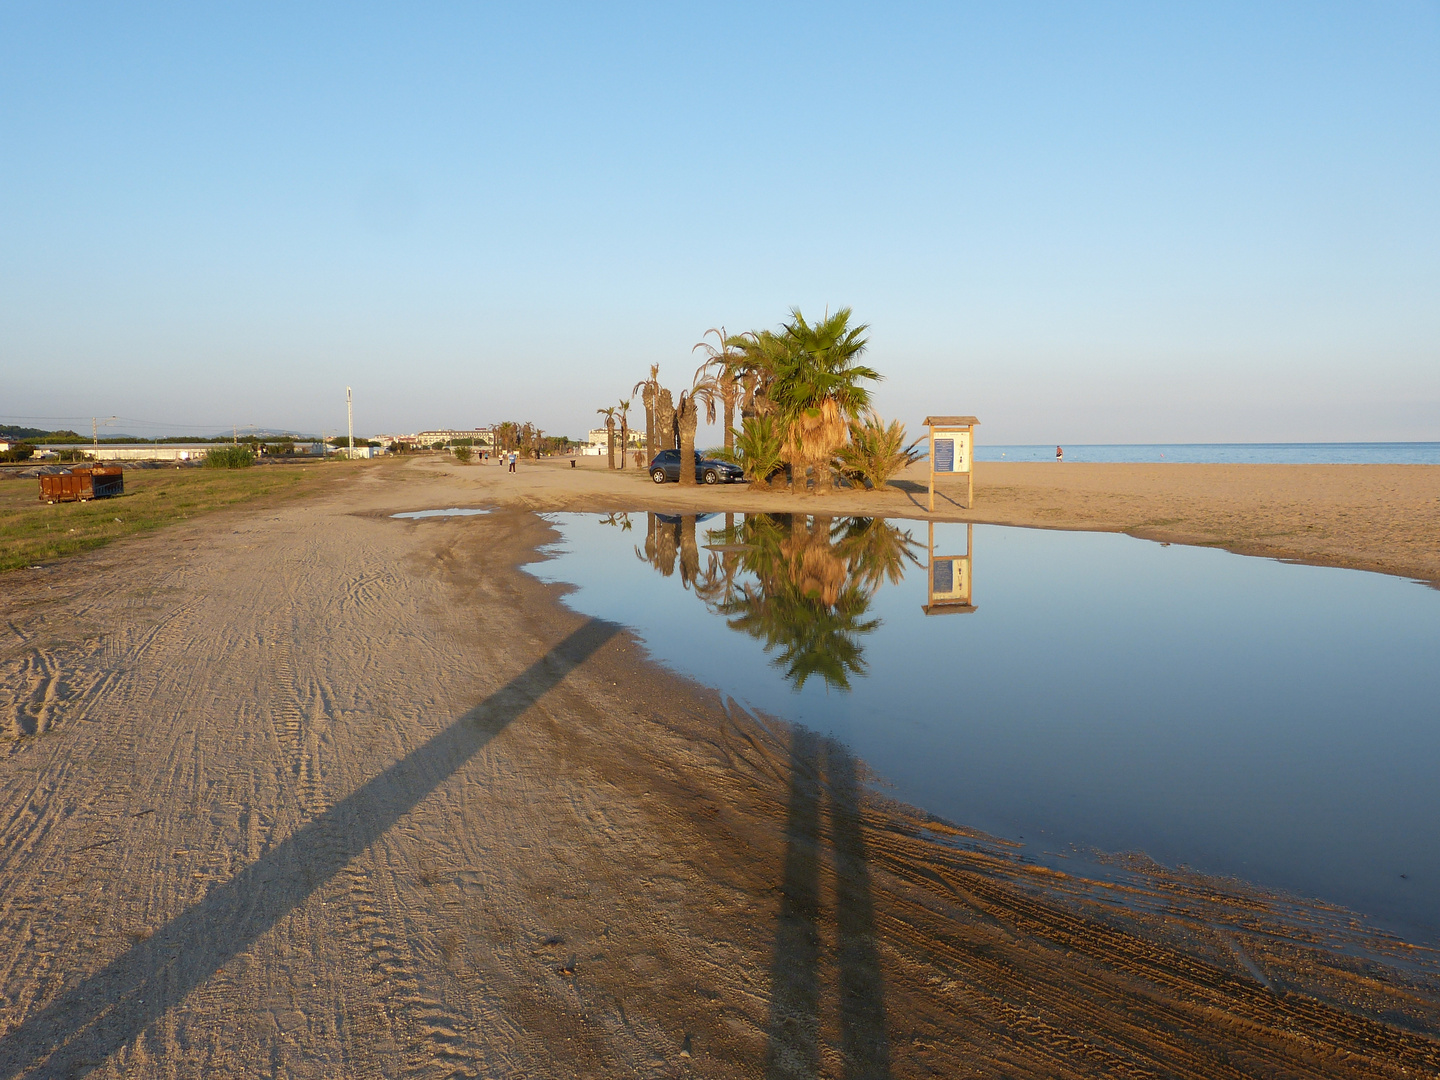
[529,512,1440,943]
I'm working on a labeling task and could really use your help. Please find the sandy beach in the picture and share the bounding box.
[2,458,1438,1077]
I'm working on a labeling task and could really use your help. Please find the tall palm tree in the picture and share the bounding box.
[693,327,742,455]
[633,365,660,458]
[596,406,617,469]
[616,398,631,469]
[675,363,719,488]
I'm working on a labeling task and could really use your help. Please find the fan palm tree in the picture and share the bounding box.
[596,406,617,469]
[771,308,879,494]
[725,328,787,419]
[693,327,742,455]
[713,513,880,690]
[675,363,719,488]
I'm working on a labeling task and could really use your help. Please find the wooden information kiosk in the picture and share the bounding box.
[923,521,975,615]
[924,415,978,511]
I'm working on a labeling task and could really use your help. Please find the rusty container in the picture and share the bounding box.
[38,465,125,503]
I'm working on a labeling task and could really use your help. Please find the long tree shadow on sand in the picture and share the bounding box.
[0,619,620,1080]
[766,728,892,1080]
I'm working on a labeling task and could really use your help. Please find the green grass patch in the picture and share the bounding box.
[1,463,343,573]
[204,446,256,468]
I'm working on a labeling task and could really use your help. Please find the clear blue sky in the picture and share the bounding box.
[2,3,1437,443]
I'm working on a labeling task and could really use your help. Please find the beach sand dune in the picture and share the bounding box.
[1,461,1437,1077]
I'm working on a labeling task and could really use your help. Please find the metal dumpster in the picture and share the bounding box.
[39,465,124,503]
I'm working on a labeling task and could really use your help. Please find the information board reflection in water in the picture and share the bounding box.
[531,512,1440,942]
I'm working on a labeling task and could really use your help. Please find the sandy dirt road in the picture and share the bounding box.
[2,464,1438,1077]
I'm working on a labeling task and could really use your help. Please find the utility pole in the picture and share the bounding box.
[346,387,354,461]
[91,415,115,458]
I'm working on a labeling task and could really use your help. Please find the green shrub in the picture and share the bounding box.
[732,416,786,488]
[453,445,473,464]
[205,446,255,469]
[836,411,922,489]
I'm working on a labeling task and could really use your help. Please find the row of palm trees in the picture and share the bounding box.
[604,307,917,491]
[489,422,575,458]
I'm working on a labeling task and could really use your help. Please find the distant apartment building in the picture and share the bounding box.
[587,427,643,447]
[412,427,495,448]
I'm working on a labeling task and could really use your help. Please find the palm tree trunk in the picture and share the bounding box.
[619,416,628,469]
[657,389,676,450]
[642,386,655,458]
[678,397,697,487]
[722,375,736,455]
[655,516,678,576]
[643,512,658,566]
[680,515,699,585]
[606,420,615,469]
[813,449,833,495]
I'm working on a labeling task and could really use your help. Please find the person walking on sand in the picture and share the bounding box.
[1056,445,1064,463]
[508,450,517,473]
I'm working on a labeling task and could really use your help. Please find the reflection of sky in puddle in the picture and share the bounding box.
[391,508,489,519]
[530,511,1440,943]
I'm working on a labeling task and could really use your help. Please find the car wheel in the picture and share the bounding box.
[704,469,719,485]
[651,469,667,484]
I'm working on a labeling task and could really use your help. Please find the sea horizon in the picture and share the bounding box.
[975,441,1440,465]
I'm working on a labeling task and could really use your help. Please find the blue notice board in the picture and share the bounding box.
[933,558,954,593]
[934,438,955,472]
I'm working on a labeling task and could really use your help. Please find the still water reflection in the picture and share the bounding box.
[637,512,924,690]
[531,512,1440,941]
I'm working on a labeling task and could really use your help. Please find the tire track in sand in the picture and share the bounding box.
[339,856,484,1079]
[265,632,324,816]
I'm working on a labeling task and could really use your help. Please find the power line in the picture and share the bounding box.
[0,414,288,432]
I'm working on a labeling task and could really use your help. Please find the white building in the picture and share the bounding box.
[414,428,495,448]
[40,444,217,462]
[587,427,643,449]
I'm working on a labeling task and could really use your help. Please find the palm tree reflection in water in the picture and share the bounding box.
[628,512,921,691]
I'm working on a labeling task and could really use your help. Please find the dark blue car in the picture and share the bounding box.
[649,449,744,485]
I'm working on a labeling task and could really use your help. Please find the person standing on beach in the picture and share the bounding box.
[1056,446,1064,462]
[508,450,517,472]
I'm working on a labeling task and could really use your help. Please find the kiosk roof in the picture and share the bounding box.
[923,416,980,427]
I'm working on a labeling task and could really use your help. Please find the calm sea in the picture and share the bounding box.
[977,442,1440,465]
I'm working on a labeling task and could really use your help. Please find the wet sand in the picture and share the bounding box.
[2,460,1438,1077]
